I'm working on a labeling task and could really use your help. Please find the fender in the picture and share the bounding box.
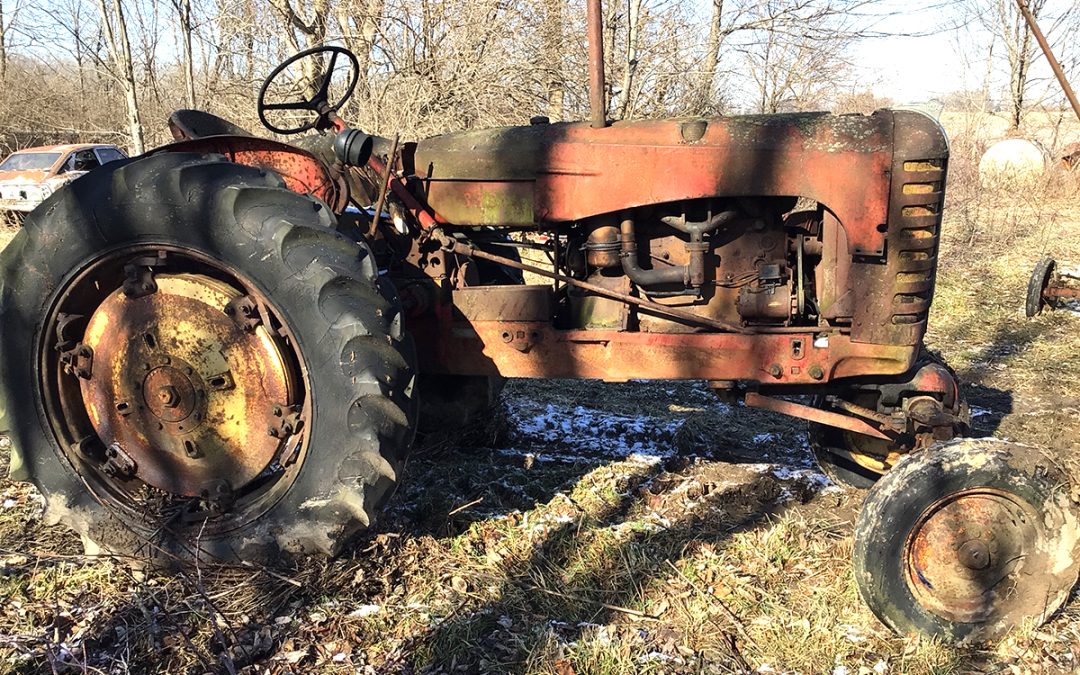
[151,135,348,212]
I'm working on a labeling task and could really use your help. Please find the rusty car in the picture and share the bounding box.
[0,143,127,215]
[0,0,1076,645]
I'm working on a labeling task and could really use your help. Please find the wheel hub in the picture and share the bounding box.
[144,367,197,422]
[78,274,293,497]
[905,489,1036,624]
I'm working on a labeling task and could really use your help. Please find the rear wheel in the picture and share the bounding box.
[0,152,416,563]
[853,438,1080,643]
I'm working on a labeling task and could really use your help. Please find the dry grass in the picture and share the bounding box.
[1,131,1079,673]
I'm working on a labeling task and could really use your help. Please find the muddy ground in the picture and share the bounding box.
[1,169,1080,674]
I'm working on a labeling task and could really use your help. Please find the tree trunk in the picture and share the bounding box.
[336,0,385,85]
[96,0,145,154]
[268,0,331,95]
[698,0,725,111]
[617,0,642,120]
[541,0,564,121]
[0,0,8,81]
[177,0,195,108]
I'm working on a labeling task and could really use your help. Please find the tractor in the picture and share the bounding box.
[1,4,1077,644]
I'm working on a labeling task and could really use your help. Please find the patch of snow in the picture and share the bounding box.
[2,499,15,509]
[753,433,778,444]
[347,605,381,618]
[840,624,866,643]
[504,400,683,462]
[639,651,683,664]
[969,406,995,418]
[749,463,838,495]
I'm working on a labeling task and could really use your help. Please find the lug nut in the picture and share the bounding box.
[808,365,825,380]
[158,385,180,408]
[958,539,991,570]
[769,364,783,378]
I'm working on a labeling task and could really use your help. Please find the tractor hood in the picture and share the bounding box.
[401,109,948,257]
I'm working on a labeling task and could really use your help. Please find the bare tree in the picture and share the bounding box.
[335,0,383,85]
[997,0,1046,129]
[540,0,566,121]
[0,0,906,152]
[172,0,196,107]
[739,9,855,113]
[0,0,25,81]
[961,0,1079,130]
[267,0,330,53]
[95,0,144,153]
[615,0,643,119]
[0,0,7,80]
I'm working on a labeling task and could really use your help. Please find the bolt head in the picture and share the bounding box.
[158,385,180,407]
[958,539,991,570]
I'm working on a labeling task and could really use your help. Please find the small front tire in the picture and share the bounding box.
[853,438,1080,643]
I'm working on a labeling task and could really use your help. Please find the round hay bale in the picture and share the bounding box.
[978,138,1048,188]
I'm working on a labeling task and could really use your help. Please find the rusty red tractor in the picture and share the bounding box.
[1,19,1078,644]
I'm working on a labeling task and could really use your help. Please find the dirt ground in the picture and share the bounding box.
[1,151,1080,673]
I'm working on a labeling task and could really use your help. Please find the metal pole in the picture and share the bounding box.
[586,0,607,128]
[371,134,399,232]
[1015,0,1080,124]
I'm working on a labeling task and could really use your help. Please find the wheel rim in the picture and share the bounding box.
[839,431,897,474]
[41,246,310,534]
[904,488,1040,624]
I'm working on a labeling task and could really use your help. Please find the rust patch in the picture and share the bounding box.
[79,274,291,496]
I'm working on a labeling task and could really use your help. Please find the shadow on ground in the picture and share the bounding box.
[2,379,837,673]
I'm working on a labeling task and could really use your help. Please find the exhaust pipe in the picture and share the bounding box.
[586,0,607,128]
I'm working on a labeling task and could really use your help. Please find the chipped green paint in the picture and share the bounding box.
[478,189,533,224]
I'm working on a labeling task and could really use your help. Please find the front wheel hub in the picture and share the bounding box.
[78,272,294,497]
[905,489,1038,624]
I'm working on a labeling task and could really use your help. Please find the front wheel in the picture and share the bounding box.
[853,438,1080,643]
[0,152,417,563]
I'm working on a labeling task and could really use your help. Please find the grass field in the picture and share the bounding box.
[0,129,1079,673]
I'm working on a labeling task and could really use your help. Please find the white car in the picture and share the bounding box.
[0,144,128,214]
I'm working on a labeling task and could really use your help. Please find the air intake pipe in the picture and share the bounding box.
[619,209,738,294]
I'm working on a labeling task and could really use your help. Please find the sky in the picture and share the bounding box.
[849,3,967,102]
[844,0,1077,106]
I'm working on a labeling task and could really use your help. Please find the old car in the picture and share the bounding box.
[0,143,127,215]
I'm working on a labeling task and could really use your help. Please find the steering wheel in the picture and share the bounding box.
[258,45,360,135]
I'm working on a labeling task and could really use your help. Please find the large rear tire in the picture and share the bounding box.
[0,152,417,563]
